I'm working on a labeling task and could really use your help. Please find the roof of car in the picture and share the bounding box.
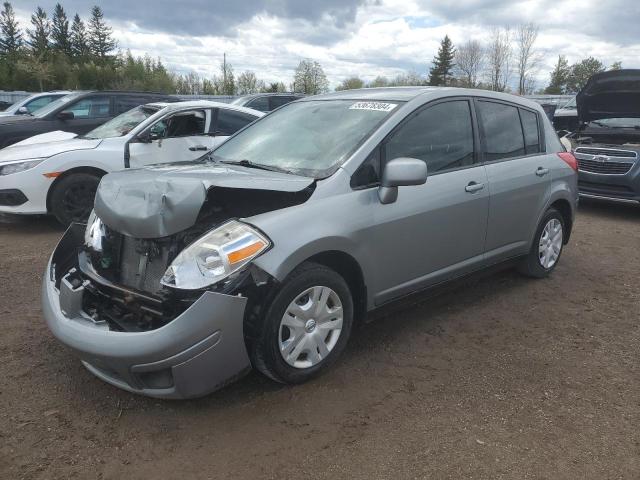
[146,99,265,116]
[305,86,543,109]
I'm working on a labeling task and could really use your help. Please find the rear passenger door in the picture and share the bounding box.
[361,98,490,304]
[476,100,551,261]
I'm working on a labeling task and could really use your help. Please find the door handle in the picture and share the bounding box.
[536,167,550,177]
[465,182,484,193]
[189,145,208,151]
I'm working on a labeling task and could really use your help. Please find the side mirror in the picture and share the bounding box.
[57,111,74,121]
[17,106,29,115]
[378,157,427,204]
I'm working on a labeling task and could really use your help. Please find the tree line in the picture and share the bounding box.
[0,3,625,97]
[338,24,623,95]
[0,1,331,95]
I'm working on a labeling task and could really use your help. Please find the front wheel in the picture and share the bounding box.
[49,173,101,226]
[249,262,354,384]
[518,207,565,278]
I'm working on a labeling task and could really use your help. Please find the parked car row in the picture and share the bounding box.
[36,87,578,399]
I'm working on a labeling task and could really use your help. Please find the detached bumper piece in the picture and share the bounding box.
[42,225,252,399]
[0,189,28,206]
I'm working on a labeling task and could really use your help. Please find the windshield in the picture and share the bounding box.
[589,117,640,128]
[32,93,83,118]
[212,99,400,177]
[83,106,159,139]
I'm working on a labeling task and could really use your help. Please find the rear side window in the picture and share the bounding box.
[269,96,296,110]
[245,97,270,112]
[115,96,147,114]
[384,100,475,174]
[477,101,525,161]
[215,109,257,135]
[520,109,541,154]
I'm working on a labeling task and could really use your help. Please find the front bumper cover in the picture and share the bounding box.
[41,226,252,399]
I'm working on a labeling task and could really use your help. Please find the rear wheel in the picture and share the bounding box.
[49,173,101,226]
[249,262,354,384]
[518,207,565,278]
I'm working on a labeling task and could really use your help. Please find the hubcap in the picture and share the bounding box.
[538,218,563,269]
[278,286,343,369]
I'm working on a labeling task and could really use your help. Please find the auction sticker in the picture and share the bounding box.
[349,102,397,112]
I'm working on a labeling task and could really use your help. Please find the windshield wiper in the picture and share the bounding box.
[218,159,295,175]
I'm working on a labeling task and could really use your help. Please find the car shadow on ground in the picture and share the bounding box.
[577,197,640,221]
[0,213,64,234]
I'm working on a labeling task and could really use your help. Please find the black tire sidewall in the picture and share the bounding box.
[50,173,100,226]
[258,264,354,384]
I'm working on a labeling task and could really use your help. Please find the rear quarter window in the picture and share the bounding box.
[519,109,541,154]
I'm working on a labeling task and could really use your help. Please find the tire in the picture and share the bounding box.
[518,207,565,278]
[249,262,354,385]
[49,173,101,226]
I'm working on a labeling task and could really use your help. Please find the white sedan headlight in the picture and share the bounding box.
[161,220,271,290]
[0,159,44,176]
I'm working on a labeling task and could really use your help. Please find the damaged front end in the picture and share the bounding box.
[42,161,316,398]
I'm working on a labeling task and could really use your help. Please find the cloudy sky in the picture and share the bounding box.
[14,0,640,89]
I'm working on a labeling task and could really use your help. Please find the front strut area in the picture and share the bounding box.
[43,224,261,399]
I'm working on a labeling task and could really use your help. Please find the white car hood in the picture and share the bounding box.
[0,136,101,163]
[12,130,78,146]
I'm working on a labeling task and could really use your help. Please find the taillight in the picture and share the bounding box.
[558,152,578,172]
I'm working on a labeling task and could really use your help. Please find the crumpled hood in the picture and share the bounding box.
[577,69,640,122]
[0,136,100,163]
[94,162,315,238]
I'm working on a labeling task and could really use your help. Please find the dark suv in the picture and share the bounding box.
[0,91,177,148]
[231,93,303,112]
[573,70,640,203]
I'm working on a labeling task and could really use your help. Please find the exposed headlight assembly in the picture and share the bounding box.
[84,210,105,252]
[161,220,271,290]
[0,159,44,176]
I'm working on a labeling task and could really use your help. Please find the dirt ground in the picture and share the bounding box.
[0,199,639,480]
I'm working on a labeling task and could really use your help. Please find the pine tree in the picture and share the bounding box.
[544,55,570,94]
[51,3,71,55]
[27,6,50,57]
[88,6,116,61]
[428,35,455,86]
[0,1,22,56]
[70,13,89,58]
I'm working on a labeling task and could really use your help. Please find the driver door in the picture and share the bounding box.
[129,109,214,168]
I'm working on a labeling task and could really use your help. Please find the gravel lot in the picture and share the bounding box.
[1,199,639,480]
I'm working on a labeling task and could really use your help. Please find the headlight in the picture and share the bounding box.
[84,210,105,252]
[0,159,44,176]
[161,220,271,290]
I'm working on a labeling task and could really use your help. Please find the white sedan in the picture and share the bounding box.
[0,100,263,225]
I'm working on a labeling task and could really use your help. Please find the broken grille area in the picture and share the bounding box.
[119,235,171,293]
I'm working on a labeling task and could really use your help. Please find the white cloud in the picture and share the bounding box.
[14,0,640,91]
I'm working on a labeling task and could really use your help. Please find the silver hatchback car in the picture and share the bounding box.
[42,87,578,399]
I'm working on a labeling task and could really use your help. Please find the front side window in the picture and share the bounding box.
[520,109,541,154]
[215,110,257,135]
[212,100,399,178]
[384,100,475,174]
[25,95,56,113]
[66,96,111,119]
[83,106,159,139]
[162,110,206,138]
[477,101,525,161]
[269,96,296,110]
